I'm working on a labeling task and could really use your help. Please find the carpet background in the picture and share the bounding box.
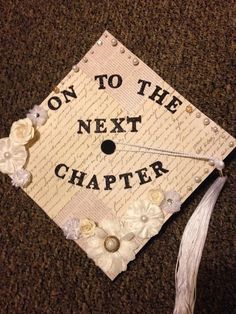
[0,1,235,313]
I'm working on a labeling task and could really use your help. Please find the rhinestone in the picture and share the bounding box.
[53,86,60,93]
[97,40,103,46]
[203,118,210,125]
[111,38,118,46]
[72,64,79,72]
[120,47,125,53]
[4,152,11,159]
[196,112,201,118]
[195,176,201,183]
[186,105,193,113]
[83,57,88,63]
[133,58,139,66]
[104,236,120,253]
[229,141,234,147]
[167,199,173,205]
[141,215,148,223]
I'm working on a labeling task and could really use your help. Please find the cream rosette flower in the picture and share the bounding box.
[79,218,96,238]
[148,188,165,205]
[123,199,165,239]
[86,219,138,274]
[0,138,27,174]
[10,118,34,145]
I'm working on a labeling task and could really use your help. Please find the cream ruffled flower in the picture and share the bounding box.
[161,191,181,214]
[122,199,165,239]
[148,188,165,205]
[0,138,27,174]
[10,118,35,145]
[86,219,138,274]
[79,218,96,238]
[11,168,31,187]
[27,105,48,126]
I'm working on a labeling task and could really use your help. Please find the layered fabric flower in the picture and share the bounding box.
[86,219,138,274]
[122,199,165,239]
[27,105,48,126]
[161,191,181,214]
[10,118,34,145]
[0,138,27,174]
[11,168,31,188]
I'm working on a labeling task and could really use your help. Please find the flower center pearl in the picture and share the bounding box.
[104,236,120,253]
[4,152,11,159]
[141,215,148,223]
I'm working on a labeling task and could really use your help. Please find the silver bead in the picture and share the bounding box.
[195,176,201,183]
[133,58,139,66]
[196,112,201,118]
[140,215,148,223]
[104,236,120,253]
[203,118,210,125]
[97,40,103,46]
[120,47,125,53]
[4,152,11,159]
[111,38,118,46]
[83,57,88,63]
[72,64,79,72]
[229,141,234,147]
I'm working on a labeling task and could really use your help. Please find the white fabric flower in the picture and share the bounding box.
[86,219,138,274]
[27,105,48,126]
[79,218,96,238]
[122,199,165,239]
[0,138,27,174]
[11,168,31,187]
[148,188,165,205]
[62,218,80,240]
[161,191,182,214]
[10,118,34,145]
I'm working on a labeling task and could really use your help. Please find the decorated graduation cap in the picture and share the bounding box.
[0,31,235,313]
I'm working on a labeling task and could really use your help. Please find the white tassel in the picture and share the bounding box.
[174,176,227,314]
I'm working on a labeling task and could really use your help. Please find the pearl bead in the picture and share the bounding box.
[111,38,118,46]
[4,152,11,159]
[203,118,210,125]
[104,236,120,253]
[104,33,108,38]
[204,168,209,174]
[213,126,218,133]
[72,64,79,72]
[229,141,234,147]
[97,40,103,46]
[195,176,201,183]
[186,105,193,113]
[83,57,88,63]
[133,58,139,66]
[196,112,201,118]
[187,186,192,191]
[208,159,215,166]
[141,215,148,223]
[120,47,125,53]
[53,86,60,93]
